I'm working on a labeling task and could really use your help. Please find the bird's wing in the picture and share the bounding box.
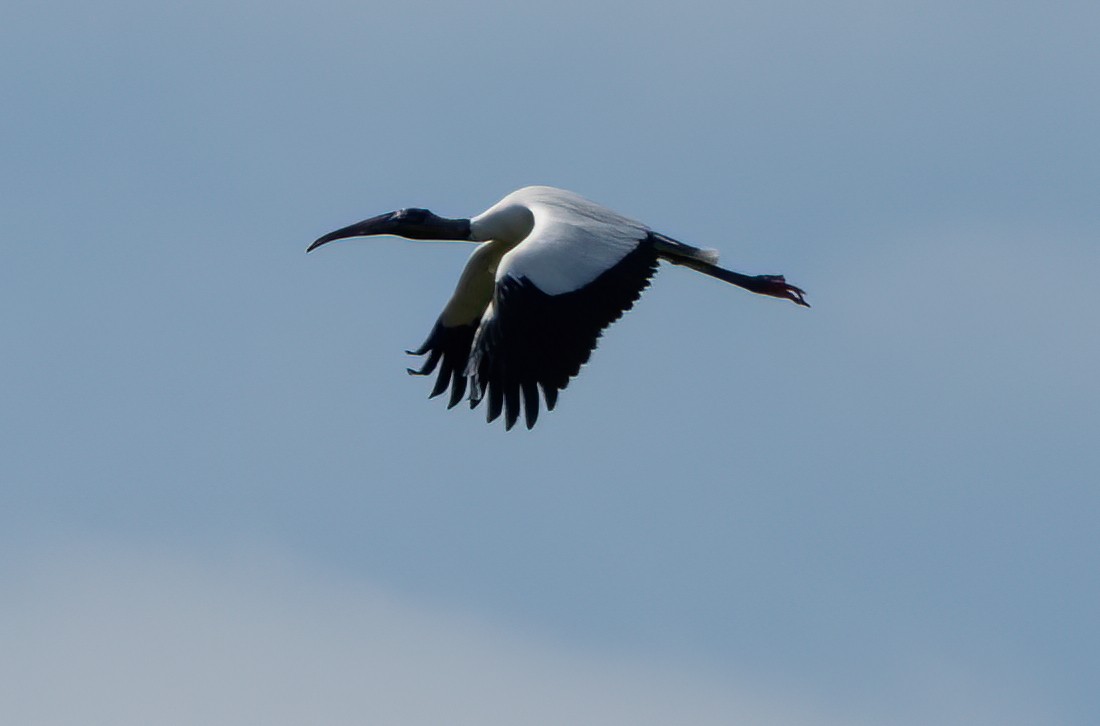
[466,213,659,430]
[407,242,506,409]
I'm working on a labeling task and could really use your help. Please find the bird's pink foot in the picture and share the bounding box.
[754,275,810,307]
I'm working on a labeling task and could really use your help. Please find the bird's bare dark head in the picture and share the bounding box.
[308,207,471,252]
[392,208,471,241]
[394,207,431,224]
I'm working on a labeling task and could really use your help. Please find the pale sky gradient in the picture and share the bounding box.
[3,1,1099,724]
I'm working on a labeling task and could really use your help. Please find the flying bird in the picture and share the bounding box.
[308,186,808,430]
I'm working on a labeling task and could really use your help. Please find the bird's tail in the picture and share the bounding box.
[648,232,720,265]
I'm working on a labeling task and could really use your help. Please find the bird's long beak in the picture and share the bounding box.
[307,212,400,252]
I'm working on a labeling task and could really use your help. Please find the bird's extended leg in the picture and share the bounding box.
[651,234,810,307]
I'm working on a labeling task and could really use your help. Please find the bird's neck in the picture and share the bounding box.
[399,216,472,241]
[470,204,535,244]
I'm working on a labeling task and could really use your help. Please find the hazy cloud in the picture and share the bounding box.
[0,543,1055,726]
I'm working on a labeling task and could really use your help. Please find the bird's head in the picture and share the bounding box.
[307,208,472,252]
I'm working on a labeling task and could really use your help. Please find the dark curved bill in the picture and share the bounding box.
[306,212,398,252]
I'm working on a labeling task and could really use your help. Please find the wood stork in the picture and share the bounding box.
[308,186,808,430]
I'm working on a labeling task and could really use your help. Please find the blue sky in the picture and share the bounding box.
[3,1,1099,723]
